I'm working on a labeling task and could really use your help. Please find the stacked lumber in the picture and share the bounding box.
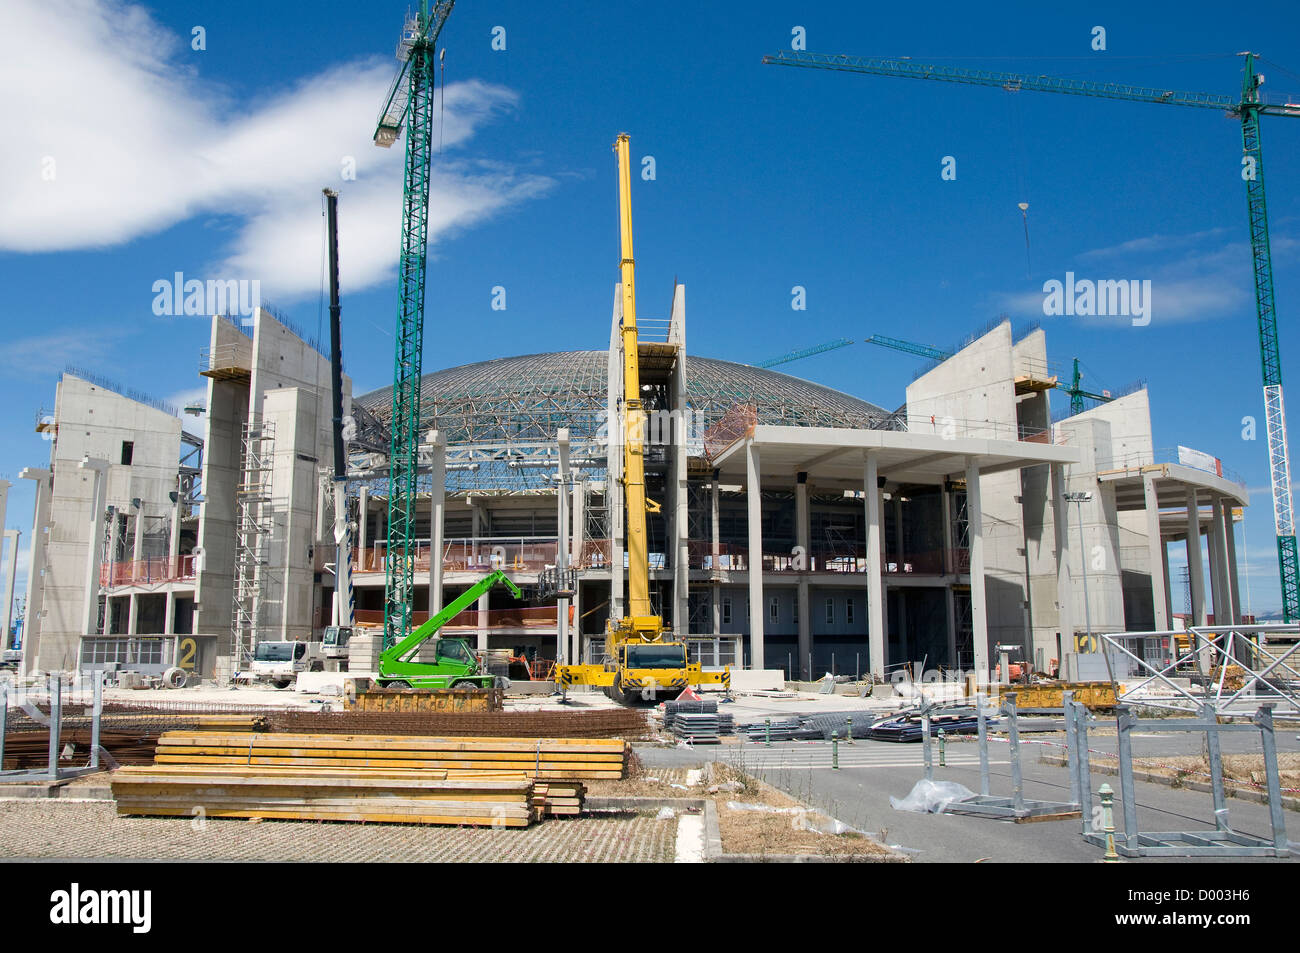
[531,781,586,817]
[266,707,651,739]
[110,764,536,826]
[154,731,628,781]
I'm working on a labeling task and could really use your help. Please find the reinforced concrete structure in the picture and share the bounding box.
[13,302,1251,685]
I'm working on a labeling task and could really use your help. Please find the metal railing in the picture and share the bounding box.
[100,555,197,588]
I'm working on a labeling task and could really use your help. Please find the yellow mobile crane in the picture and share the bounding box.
[555,134,730,704]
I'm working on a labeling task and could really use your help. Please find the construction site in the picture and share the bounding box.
[3,2,1300,881]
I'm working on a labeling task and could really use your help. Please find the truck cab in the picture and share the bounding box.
[241,640,324,688]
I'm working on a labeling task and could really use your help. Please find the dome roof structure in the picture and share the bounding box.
[355,350,894,447]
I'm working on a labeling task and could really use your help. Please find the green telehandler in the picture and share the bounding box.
[375,569,523,689]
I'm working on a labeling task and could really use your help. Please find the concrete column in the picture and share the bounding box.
[893,496,904,567]
[169,477,182,561]
[428,431,445,615]
[1050,465,1073,664]
[672,419,689,638]
[476,591,490,653]
[2,529,19,645]
[557,430,570,666]
[1186,488,1207,626]
[80,458,110,641]
[132,502,146,581]
[1161,540,1173,629]
[795,472,810,678]
[1224,507,1242,623]
[1209,495,1232,625]
[865,452,885,679]
[127,593,138,635]
[965,459,989,680]
[571,480,584,568]
[357,485,369,565]
[710,476,721,636]
[745,440,764,669]
[941,482,954,575]
[107,509,122,587]
[20,468,52,674]
[0,480,9,544]
[945,585,957,667]
[315,478,327,542]
[1142,472,1169,630]
[164,590,176,637]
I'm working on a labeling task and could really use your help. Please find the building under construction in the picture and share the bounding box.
[11,297,1251,685]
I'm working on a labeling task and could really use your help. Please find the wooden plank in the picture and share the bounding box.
[154,745,625,763]
[152,755,620,774]
[157,731,626,753]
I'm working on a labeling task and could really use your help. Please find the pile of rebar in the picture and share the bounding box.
[2,712,266,770]
[265,707,652,740]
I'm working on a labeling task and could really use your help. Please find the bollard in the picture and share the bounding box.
[765,717,771,747]
[1099,784,1120,863]
[846,716,854,744]
[938,728,946,767]
[831,730,839,769]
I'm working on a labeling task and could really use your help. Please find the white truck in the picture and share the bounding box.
[237,640,325,689]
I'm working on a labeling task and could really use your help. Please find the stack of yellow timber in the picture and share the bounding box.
[153,732,627,780]
[531,781,585,817]
[110,764,536,826]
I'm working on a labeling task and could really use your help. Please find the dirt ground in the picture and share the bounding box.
[1094,751,1300,793]
[588,759,898,859]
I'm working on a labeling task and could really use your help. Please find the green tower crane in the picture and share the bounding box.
[767,50,1300,621]
[373,1,455,648]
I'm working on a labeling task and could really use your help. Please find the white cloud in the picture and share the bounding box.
[0,328,133,377]
[994,231,1298,326]
[0,0,552,298]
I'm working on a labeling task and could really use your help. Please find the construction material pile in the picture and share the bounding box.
[266,707,651,740]
[672,712,721,744]
[111,766,540,826]
[662,699,733,736]
[739,711,875,742]
[2,710,265,771]
[110,730,618,827]
[154,731,627,780]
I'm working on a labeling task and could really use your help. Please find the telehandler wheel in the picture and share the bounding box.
[451,679,480,690]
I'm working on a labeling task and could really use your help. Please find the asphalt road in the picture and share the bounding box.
[638,723,1300,863]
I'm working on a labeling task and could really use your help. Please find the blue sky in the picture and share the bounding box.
[3,0,1300,615]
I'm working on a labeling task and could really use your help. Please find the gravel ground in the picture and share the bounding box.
[0,801,674,862]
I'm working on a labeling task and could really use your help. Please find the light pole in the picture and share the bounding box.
[1064,491,1094,650]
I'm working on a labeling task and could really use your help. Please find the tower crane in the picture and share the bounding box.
[864,335,1116,415]
[754,338,853,369]
[770,50,1300,620]
[373,1,454,648]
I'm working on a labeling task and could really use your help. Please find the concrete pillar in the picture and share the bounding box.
[20,468,52,674]
[865,452,885,679]
[169,476,182,561]
[315,478,327,542]
[1142,472,1169,630]
[945,585,957,667]
[132,501,146,581]
[966,459,990,680]
[1186,488,1206,626]
[1209,495,1232,625]
[710,476,721,637]
[556,430,570,666]
[1224,507,1242,623]
[127,593,138,635]
[941,482,954,575]
[893,496,904,567]
[672,420,689,638]
[164,590,176,637]
[476,591,490,653]
[357,485,369,565]
[428,431,445,615]
[745,440,764,669]
[0,480,9,544]
[795,472,810,678]
[1161,540,1173,628]
[1050,465,1073,663]
[2,529,19,645]
[80,458,110,641]
[571,480,584,568]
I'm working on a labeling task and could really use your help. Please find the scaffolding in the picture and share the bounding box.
[230,417,279,668]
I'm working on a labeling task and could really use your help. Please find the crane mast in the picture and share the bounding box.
[373,1,454,648]
[613,133,661,634]
[768,49,1300,621]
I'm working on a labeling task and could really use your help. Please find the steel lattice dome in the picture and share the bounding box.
[355,351,894,446]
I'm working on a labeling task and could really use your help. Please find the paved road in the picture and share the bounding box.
[639,729,1298,863]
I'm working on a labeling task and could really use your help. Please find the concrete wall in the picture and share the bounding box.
[28,375,182,671]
